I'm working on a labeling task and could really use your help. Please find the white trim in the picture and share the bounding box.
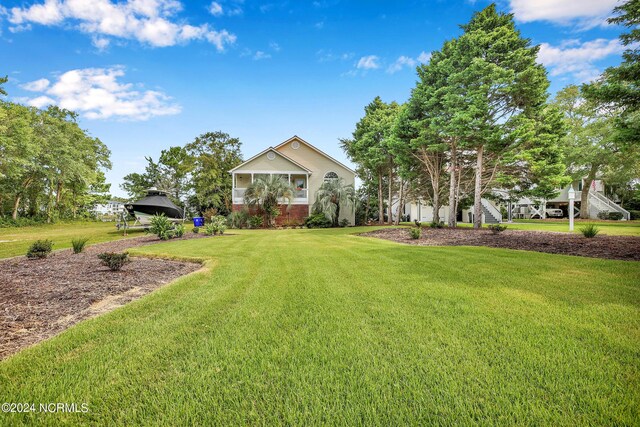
[275,135,356,175]
[229,147,312,173]
[230,170,310,174]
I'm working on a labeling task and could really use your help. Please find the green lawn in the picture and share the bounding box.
[0,221,145,259]
[1,227,639,425]
[452,219,640,236]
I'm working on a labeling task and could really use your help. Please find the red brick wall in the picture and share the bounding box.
[232,204,309,226]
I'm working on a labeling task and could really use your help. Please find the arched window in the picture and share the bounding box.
[324,171,339,183]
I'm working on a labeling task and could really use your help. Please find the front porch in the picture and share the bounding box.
[232,172,310,205]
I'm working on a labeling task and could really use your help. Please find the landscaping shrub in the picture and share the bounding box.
[174,223,185,238]
[304,213,332,228]
[248,215,264,229]
[607,212,624,221]
[580,224,600,238]
[282,218,303,228]
[429,221,445,229]
[202,207,218,222]
[71,237,89,254]
[228,210,249,229]
[409,227,421,239]
[192,226,200,234]
[629,210,640,220]
[488,224,508,234]
[98,252,130,271]
[27,239,54,259]
[211,215,228,235]
[597,211,610,220]
[204,223,217,236]
[150,214,174,240]
[339,218,350,227]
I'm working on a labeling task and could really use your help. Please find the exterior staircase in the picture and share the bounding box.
[481,198,502,224]
[588,191,630,220]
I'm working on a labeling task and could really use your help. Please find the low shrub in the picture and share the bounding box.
[192,226,200,234]
[580,224,600,238]
[248,215,264,229]
[629,210,640,220]
[304,213,332,228]
[204,223,217,236]
[150,214,174,240]
[202,207,218,222]
[607,212,624,221]
[211,215,228,235]
[429,221,444,229]
[597,211,609,220]
[71,237,89,254]
[409,227,421,239]
[27,239,54,259]
[98,252,130,271]
[174,223,185,238]
[488,224,507,234]
[339,218,350,227]
[228,210,249,229]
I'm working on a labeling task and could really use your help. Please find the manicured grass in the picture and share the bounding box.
[0,221,145,259]
[454,219,640,236]
[1,227,639,425]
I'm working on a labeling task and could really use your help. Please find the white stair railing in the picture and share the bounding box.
[588,191,630,220]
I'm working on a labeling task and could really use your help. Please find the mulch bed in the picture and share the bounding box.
[361,227,640,261]
[0,233,216,360]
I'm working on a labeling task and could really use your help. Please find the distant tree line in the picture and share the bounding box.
[120,131,243,216]
[343,2,640,226]
[0,79,112,223]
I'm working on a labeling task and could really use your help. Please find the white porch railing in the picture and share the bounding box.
[233,188,308,203]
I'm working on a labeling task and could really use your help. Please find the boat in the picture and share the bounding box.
[124,188,184,225]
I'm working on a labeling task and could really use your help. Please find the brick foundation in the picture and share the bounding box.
[232,204,309,226]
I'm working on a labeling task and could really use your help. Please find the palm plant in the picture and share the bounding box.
[244,175,296,227]
[313,178,356,227]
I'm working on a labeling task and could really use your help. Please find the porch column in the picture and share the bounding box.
[251,173,254,184]
[305,173,309,200]
[232,172,235,203]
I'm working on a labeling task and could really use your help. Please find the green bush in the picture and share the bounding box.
[27,239,54,259]
[607,212,624,221]
[149,214,174,240]
[98,252,130,271]
[192,226,200,234]
[339,218,350,227]
[304,213,332,228]
[629,210,640,220]
[409,227,421,239]
[429,221,444,229]
[211,215,228,235]
[174,223,185,238]
[579,224,600,238]
[248,215,264,229]
[204,223,217,236]
[228,210,249,229]
[71,237,89,254]
[488,224,507,234]
[596,211,609,220]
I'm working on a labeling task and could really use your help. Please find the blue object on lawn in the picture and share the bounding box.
[193,217,204,227]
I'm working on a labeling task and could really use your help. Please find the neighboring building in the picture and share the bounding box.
[230,136,356,225]
[92,200,125,217]
[404,179,630,223]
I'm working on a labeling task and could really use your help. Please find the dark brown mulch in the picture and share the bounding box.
[0,233,216,360]
[361,227,640,261]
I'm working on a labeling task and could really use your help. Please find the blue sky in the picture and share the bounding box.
[0,0,628,197]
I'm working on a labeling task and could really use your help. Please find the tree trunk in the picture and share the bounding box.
[432,187,440,224]
[580,165,598,219]
[364,193,370,225]
[448,148,457,228]
[394,180,404,226]
[12,195,21,220]
[377,174,384,225]
[387,169,393,225]
[473,145,484,229]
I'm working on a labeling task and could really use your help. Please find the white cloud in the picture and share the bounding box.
[8,0,236,50]
[537,38,626,82]
[92,35,110,50]
[208,1,223,16]
[314,21,324,29]
[417,51,431,63]
[387,56,416,74]
[21,67,181,120]
[509,0,618,28]
[21,78,50,92]
[269,42,280,52]
[253,51,271,60]
[316,49,352,63]
[356,55,380,70]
